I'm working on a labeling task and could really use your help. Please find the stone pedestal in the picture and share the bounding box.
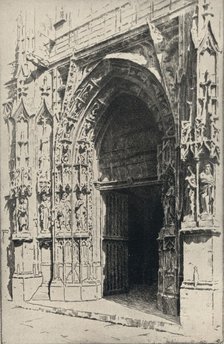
[12,238,42,302]
[32,238,52,300]
[1,229,12,301]
[50,281,102,301]
[157,230,179,316]
[180,227,222,341]
[157,292,179,316]
[12,274,42,302]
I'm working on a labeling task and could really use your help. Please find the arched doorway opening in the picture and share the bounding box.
[94,94,163,301]
[52,58,177,315]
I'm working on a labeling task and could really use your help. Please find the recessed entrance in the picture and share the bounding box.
[102,185,163,300]
[95,93,164,306]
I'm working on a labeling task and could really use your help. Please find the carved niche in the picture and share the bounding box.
[37,106,52,181]
[183,164,197,224]
[36,95,53,237]
[55,189,71,234]
[161,166,176,230]
[7,100,33,240]
[157,137,175,181]
[199,161,215,219]
[39,192,51,234]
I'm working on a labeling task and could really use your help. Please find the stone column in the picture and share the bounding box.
[180,1,223,339]
[180,228,222,337]
[10,108,42,302]
[157,162,179,316]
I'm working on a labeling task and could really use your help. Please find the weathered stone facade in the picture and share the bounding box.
[2,0,223,341]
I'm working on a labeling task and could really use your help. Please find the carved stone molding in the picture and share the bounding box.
[148,18,179,123]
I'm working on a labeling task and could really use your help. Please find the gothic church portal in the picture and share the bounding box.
[2,0,223,341]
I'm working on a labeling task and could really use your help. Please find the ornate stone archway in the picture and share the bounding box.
[2,1,222,339]
[50,58,178,314]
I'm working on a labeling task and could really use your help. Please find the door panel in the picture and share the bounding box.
[103,191,128,295]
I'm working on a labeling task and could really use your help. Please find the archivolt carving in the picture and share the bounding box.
[157,138,175,180]
[148,19,179,123]
[56,60,174,181]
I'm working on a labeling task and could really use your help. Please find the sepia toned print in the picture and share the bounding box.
[1,0,223,343]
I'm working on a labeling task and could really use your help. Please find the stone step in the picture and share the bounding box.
[16,300,184,337]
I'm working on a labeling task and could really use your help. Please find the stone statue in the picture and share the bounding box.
[199,163,214,215]
[162,178,175,226]
[62,143,70,163]
[64,121,74,139]
[83,120,92,138]
[26,51,49,69]
[39,193,51,232]
[40,120,51,170]
[77,140,88,165]
[17,197,28,231]
[185,166,197,218]
[165,250,175,273]
[56,191,71,231]
[74,192,87,231]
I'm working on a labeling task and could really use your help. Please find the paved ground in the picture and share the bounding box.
[2,301,191,344]
[104,284,177,322]
[29,284,180,333]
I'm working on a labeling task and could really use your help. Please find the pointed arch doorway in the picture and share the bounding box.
[52,58,177,315]
[94,94,164,299]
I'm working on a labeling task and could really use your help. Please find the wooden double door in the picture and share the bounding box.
[102,191,129,295]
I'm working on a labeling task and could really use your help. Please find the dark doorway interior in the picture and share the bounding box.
[127,185,163,289]
[103,184,166,316]
[102,185,163,295]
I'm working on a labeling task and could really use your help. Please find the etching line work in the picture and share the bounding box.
[1,0,223,343]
